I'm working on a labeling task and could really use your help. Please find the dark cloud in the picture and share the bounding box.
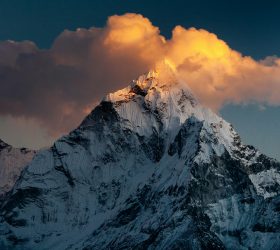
[0,40,37,66]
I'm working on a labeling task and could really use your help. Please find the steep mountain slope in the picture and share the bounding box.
[0,139,36,197]
[0,63,280,250]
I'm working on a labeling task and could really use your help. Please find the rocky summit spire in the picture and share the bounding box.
[135,59,179,90]
[105,59,196,108]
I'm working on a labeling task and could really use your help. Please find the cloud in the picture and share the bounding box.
[0,40,37,66]
[0,115,55,149]
[166,26,280,110]
[1,13,280,141]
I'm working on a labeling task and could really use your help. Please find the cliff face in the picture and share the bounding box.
[1,66,280,249]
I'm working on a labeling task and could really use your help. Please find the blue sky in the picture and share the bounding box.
[0,0,280,160]
[1,0,280,58]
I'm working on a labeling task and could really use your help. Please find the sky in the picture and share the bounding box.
[0,0,280,160]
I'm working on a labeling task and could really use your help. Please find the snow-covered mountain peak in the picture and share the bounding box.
[81,66,240,168]
[80,63,240,159]
[101,60,202,136]
[2,63,280,250]
[103,65,223,126]
[105,59,195,104]
[135,59,179,90]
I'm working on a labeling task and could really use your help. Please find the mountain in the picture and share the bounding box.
[1,63,280,249]
[0,139,36,198]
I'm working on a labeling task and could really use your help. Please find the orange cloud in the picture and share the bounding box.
[102,13,165,68]
[1,13,280,141]
[104,14,163,46]
[161,25,280,110]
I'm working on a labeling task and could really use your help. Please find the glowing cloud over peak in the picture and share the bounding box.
[103,13,165,63]
[1,12,280,139]
[105,13,161,45]
[167,26,232,65]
